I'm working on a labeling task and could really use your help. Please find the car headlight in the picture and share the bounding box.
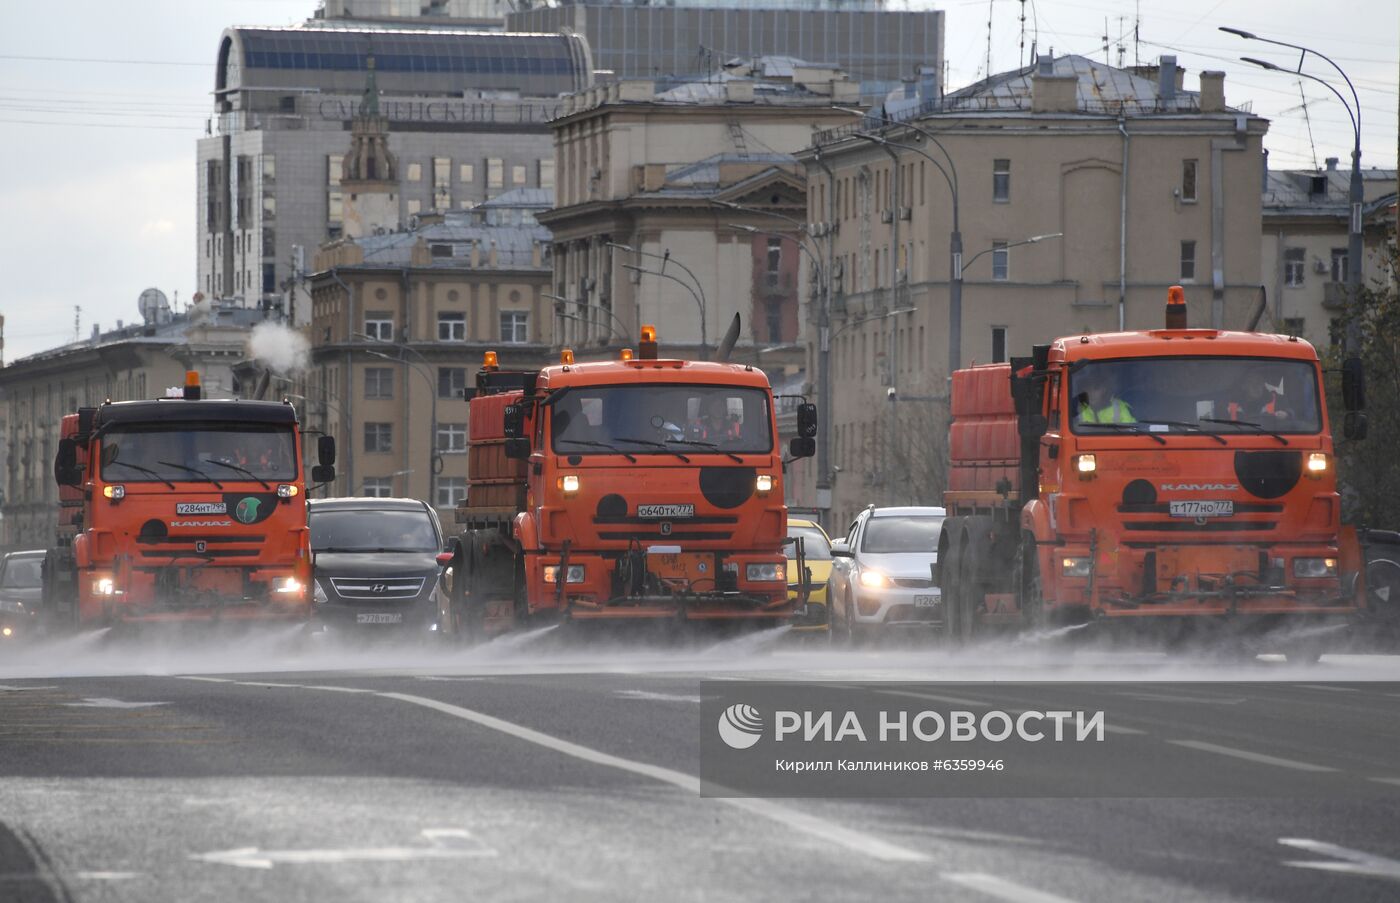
[313,581,328,604]
[746,563,786,582]
[277,483,299,498]
[1061,557,1092,578]
[1,626,12,638]
[0,600,25,614]
[271,576,304,595]
[755,474,774,495]
[1292,557,1338,578]
[859,570,889,589]
[558,474,580,496]
[543,564,586,584]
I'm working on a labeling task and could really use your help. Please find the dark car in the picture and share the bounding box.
[308,498,452,634]
[0,550,45,641]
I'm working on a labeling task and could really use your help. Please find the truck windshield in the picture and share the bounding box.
[99,423,298,482]
[550,384,773,455]
[309,509,439,553]
[1069,357,1322,435]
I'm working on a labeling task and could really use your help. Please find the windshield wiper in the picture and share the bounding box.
[1076,422,1166,445]
[665,437,743,463]
[203,459,271,489]
[1199,418,1289,446]
[555,439,636,462]
[157,460,224,488]
[104,460,176,489]
[1141,420,1228,445]
[613,437,691,462]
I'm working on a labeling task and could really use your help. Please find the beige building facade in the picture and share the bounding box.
[306,190,555,522]
[799,55,1270,529]
[1260,160,1397,348]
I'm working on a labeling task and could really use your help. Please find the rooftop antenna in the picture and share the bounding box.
[1133,0,1141,67]
[1018,0,1027,68]
[1102,18,1110,65]
[73,305,81,342]
[983,0,994,80]
[1296,80,1320,170]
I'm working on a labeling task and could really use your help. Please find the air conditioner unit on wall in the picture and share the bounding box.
[1313,258,1328,274]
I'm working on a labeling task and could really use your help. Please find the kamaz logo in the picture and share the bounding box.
[1160,483,1239,491]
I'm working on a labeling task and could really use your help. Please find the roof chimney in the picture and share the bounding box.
[1032,56,1078,113]
[1037,54,1054,76]
[1158,55,1177,101]
[1326,157,1339,171]
[1198,70,1225,112]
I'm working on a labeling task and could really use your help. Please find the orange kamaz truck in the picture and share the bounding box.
[937,287,1368,659]
[42,372,336,627]
[447,326,817,636]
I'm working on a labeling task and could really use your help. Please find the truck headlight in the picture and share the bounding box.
[1292,557,1338,578]
[746,563,786,582]
[93,577,116,596]
[559,474,580,496]
[543,564,585,584]
[1075,454,1096,477]
[859,570,889,589]
[103,485,126,500]
[1061,557,1092,578]
[271,576,304,595]
[277,483,299,498]
[755,474,774,495]
[1306,453,1328,476]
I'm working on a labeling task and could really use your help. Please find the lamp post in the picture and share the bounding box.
[543,291,633,346]
[353,335,439,508]
[620,263,708,358]
[963,233,1064,272]
[1222,26,1364,354]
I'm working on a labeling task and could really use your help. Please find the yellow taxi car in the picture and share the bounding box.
[787,517,833,630]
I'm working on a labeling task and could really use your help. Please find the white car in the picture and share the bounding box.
[827,506,946,642]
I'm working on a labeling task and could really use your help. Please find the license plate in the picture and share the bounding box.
[914,594,941,607]
[176,502,227,515]
[1169,500,1234,518]
[638,504,694,519]
[356,613,403,624]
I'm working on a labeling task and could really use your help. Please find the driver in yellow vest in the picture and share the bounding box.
[1076,369,1136,424]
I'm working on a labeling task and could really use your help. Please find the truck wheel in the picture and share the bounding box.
[1018,534,1047,632]
[953,516,995,643]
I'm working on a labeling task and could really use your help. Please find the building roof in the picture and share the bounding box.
[476,187,553,210]
[8,303,267,368]
[943,54,1212,114]
[347,212,551,270]
[215,25,592,98]
[1263,167,1398,219]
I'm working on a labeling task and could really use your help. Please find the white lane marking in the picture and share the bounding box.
[1279,838,1400,880]
[1296,684,1356,693]
[1168,740,1337,773]
[378,690,929,863]
[73,871,141,881]
[615,690,702,703]
[942,871,1082,902]
[179,676,234,683]
[1119,692,1246,705]
[0,684,58,691]
[882,690,1146,736]
[191,829,496,870]
[62,698,168,709]
[1369,777,1400,788]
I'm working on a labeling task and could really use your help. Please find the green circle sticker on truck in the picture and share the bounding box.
[235,497,262,524]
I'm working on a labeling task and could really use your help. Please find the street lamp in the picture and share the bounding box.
[353,334,439,509]
[963,233,1064,272]
[543,292,633,345]
[607,242,708,358]
[621,263,708,358]
[1223,26,1364,354]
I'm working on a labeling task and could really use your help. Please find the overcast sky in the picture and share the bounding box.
[0,0,1395,362]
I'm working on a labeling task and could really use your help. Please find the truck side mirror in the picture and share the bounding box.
[796,402,818,438]
[317,435,336,466]
[1344,411,1368,441]
[311,464,336,483]
[504,438,531,459]
[54,438,81,487]
[788,436,815,459]
[503,404,524,439]
[1342,357,1365,411]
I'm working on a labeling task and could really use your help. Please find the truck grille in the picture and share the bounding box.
[328,576,426,599]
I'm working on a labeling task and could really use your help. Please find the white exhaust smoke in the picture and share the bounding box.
[247,321,310,374]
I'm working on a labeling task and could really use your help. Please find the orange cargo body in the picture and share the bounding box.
[948,364,1020,495]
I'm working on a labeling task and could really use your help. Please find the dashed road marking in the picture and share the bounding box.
[1168,740,1337,773]
[190,828,497,870]
[1296,684,1356,693]
[62,698,168,709]
[942,871,1081,902]
[615,690,702,703]
[1280,838,1400,880]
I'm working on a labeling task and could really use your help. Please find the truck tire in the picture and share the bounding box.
[1017,533,1047,632]
[953,516,995,642]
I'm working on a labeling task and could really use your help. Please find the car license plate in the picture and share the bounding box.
[356,613,402,624]
[1169,500,1234,518]
[913,594,940,607]
[638,504,694,519]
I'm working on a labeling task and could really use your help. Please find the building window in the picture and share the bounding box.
[362,477,393,498]
[364,312,394,341]
[437,311,466,341]
[992,159,1010,203]
[407,162,422,182]
[500,311,528,344]
[1284,247,1306,287]
[433,157,451,209]
[766,237,782,275]
[459,163,475,183]
[328,155,342,187]
[539,159,555,189]
[436,477,467,508]
[511,164,527,186]
[262,196,276,221]
[991,326,1007,364]
[436,424,467,453]
[487,158,504,189]
[262,263,276,294]
[364,367,393,399]
[1282,317,1306,336]
[328,191,343,225]
[1180,241,1197,281]
[364,422,393,453]
[1181,159,1198,203]
[991,241,1009,281]
[407,199,422,216]
[262,155,276,181]
[1330,248,1348,283]
[438,367,467,399]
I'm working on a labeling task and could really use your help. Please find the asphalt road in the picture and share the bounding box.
[1,629,1399,903]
